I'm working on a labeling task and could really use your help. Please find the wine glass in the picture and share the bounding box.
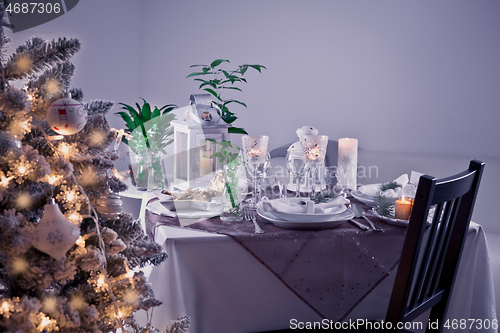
[241,135,269,208]
[299,135,328,199]
[286,150,306,198]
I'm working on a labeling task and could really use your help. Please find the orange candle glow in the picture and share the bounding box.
[395,196,413,220]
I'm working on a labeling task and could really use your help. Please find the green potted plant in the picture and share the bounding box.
[187,59,266,134]
[115,98,177,190]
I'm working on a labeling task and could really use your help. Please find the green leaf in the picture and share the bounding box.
[228,127,248,135]
[206,138,217,144]
[152,107,161,118]
[224,100,247,108]
[202,66,211,74]
[189,64,207,68]
[212,152,224,159]
[239,65,248,75]
[114,111,136,130]
[248,64,267,73]
[210,59,229,68]
[119,103,142,121]
[186,72,206,78]
[221,86,242,92]
[199,81,217,90]
[203,88,222,101]
[222,114,237,124]
[141,100,152,121]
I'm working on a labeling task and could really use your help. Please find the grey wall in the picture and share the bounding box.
[139,0,500,158]
[11,0,500,158]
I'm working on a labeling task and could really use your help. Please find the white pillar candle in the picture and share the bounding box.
[338,138,358,190]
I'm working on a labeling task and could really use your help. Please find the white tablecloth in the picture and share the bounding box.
[146,221,496,333]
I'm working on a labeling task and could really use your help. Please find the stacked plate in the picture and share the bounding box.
[257,198,354,230]
[351,183,401,206]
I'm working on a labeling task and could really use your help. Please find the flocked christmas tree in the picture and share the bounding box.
[0,1,189,332]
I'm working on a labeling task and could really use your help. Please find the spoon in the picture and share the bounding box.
[351,203,382,231]
[347,205,369,230]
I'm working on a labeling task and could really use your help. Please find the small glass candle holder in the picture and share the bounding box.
[241,135,269,208]
[299,135,328,199]
[395,196,413,220]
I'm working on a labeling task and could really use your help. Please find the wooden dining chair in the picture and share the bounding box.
[260,159,485,333]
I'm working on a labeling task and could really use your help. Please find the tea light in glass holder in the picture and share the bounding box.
[395,195,413,220]
[299,135,328,198]
[241,135,269,165]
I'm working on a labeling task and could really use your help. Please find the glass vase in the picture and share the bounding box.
[147,151,164,191]
[220,162,243,222]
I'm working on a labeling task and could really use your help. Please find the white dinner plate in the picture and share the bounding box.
[269,198,347,222]
[370,207,434,227]
[351,189,376,206]
[370,208,409,227]
[257,207,354,230]
[147,200,222,219]
[351,183,401,207]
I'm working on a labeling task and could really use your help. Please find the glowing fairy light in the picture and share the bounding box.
[70,295,86,310]
[44,174,62,186]
[8,113,32,139]
[57,185,84,212]
[0,301,9,314]
[75,236,85,248]
[123,289,139,305]
[15,192,31,210]
[112,168,125,181]
[45,79,60,95]
[57,142,79,160]
[16,55,33,72]
[97,275,105,287]
[89,130,107,146]
[8,156,35,184]
[11,257,29,274]
[0,171,12,189]
[42,296,58,312]
[67,212,82,225]
[79,168,97,187]
[37,313,56,332]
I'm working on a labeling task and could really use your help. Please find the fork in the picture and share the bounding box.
[243,207,265,234]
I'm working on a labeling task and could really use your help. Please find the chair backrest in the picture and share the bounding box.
[385,160,485,332]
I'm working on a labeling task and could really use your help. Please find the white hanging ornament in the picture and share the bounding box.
[46,95,87,135]
[31,198,80,260]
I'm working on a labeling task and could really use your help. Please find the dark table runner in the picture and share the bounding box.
[145,199,407,321]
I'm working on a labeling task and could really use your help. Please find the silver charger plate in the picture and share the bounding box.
[257,207,354,230]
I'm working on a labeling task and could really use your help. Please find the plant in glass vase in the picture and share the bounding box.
[115,98,176,190]
[207,139,245,221]
[187,59,266,134]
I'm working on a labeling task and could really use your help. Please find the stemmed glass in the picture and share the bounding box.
[241,135,269,208]
[286,150,307,198]
[300,135,328,199]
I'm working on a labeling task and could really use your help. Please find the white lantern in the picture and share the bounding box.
[171,95,229,190]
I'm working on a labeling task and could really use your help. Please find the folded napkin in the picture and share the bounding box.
[360,174,409,199]
[380,174,409,199]
[260,196,350,214]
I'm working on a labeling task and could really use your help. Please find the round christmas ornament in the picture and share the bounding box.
[95,187,124,221]
[46,96,87,135]
[31,198,80,260]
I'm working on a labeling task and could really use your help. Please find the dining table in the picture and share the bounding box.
[140,191,497,333]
